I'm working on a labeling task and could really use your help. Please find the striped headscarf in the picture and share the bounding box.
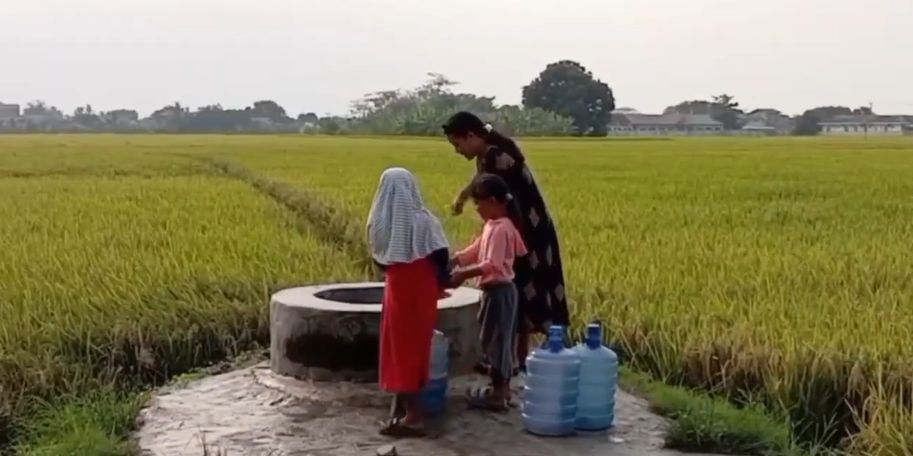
[366,167,449,265]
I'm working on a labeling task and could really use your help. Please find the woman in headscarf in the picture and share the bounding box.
[367,167,450,438]
[442,112,570,374]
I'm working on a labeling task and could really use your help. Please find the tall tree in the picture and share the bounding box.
[711,94,742,130]
[522,60,614,135]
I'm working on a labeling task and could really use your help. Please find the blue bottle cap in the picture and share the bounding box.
[548,325,564,352]
[586,323,602,349]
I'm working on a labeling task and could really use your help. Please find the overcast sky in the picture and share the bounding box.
[2,0,912,117]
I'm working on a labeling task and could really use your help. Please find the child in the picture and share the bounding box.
[451,173,528,411]
[366,167,450,437]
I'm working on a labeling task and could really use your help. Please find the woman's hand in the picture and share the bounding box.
[450,196,465,216]
[452,180,474,216]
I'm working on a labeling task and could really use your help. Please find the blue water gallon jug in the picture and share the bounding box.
[522,325,581,436]
[573,323,618,431]
[419,330,449,415]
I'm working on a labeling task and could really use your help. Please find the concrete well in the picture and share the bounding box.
[269,282,481,382]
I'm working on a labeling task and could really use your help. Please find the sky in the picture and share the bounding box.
[2,0,912,117]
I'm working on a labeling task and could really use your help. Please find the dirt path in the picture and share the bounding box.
[135,363,724,456]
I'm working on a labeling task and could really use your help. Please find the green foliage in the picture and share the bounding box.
[144,100,297,132]
[665,94,744,130]
[345,73,575,136]
[522,60,615,135]
[793,106,855,135]
[16,391,145,456]
[620,368,801,455]
[794,113,822,135]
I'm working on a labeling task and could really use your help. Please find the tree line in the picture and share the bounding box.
[0,60,880,135]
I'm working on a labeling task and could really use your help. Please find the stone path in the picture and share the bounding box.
[136,363,723,456]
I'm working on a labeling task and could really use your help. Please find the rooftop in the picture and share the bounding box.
[820,115,912,125]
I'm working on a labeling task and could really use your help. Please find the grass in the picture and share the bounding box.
[0,138,365,452]
[621,368,804,455]
[2,134,913,453]
[15,391,146,456]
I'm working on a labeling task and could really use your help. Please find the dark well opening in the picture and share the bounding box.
[314,287,452,305]
[314,287,384,304]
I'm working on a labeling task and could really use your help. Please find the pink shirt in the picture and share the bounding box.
[456,217,528,286]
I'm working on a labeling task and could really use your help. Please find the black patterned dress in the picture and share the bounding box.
[476,145,570,333]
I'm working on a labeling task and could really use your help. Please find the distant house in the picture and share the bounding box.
[820,115,913,136]
[743,109,795,135]
[739,120,778,135]
[608,111,723,135]
[0,103,20,122]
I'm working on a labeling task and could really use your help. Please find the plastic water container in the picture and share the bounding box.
[573,323,618,431]
[419,330,449,415]
[522,325,581,436]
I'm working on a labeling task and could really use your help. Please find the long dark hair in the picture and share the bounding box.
[470,173,523,230]
[442,111,523,158]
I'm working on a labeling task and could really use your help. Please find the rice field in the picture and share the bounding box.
[2,134,913,453]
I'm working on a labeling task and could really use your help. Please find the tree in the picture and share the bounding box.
[23,100,63,117]
[251,100,290,123]
[318,116,344,135]
[793,113,821,135]
[297,112,319,124]
[793,106,853,135]
[101,109,139,127]
[522,60,614,135]
[342,73,574,136]
[492,105,574,136]
[665,94,744,130]
[711,94,743,130]
[149,102,189,130]
[71,104,101,129]
[853,106,875,116]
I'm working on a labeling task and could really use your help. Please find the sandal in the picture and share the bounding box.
[465,386,508,412]
[479,382,518,408]
[379,417,427,438]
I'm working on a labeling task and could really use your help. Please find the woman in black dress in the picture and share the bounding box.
[442,111,570,372]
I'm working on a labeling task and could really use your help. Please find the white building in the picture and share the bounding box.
[820,115,912,136]
[0,103,20,122]
[608,112,723,135]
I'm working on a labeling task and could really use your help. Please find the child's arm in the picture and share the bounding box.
[453,236,481,268]
[451,229,509,285]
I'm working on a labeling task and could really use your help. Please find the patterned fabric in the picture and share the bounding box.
[477,145,570,330]
[367,168,449,265]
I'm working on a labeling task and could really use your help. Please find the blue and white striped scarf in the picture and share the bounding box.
[366,168,449,265]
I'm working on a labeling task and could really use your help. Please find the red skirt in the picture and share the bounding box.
[379,257,440,393]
